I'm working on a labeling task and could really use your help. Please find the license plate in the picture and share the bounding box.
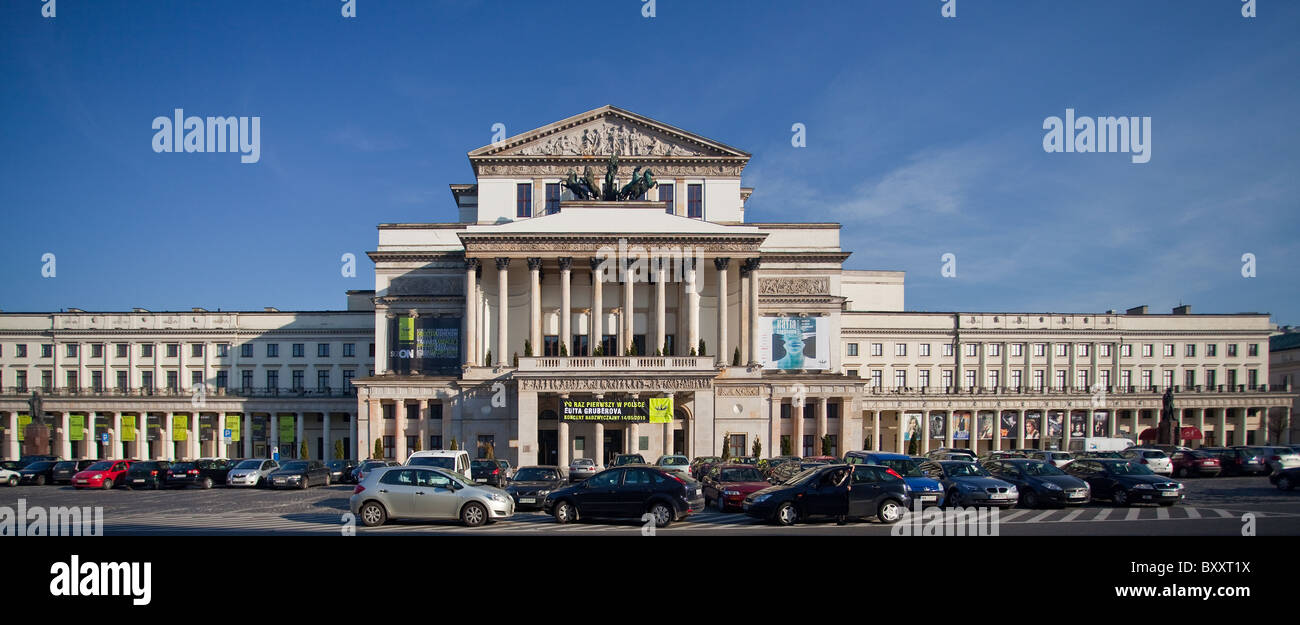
[133,479,145,483]
[1161,491,1177,497]
[992,493,1011,499]
[1069,493,1085,498]
[920,495,937,502]
[76,479,86,483]
[519,497,536,504]
[475,478,486,482]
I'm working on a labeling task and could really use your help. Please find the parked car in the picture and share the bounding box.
[654,454,691,473]
[728,456,759,466]
[51,460,97,485]
[1170,450,1221,478]
[845,451,944,507]
[471,459,509,487]
[567,457,599,482]
[73,459,133,490]
[544,466,704,528]
[495,459,514,481]
[982,459,1091,508]
[226,459,280,487]
[925,448,977,462]
[689,456,722,479]
[1074,450,1125,460]
[406,450,472,478]
[977,451,1027,461]
[18,460,61,485]
[122,461,171,489]
[1202,447,1268,476]
[165,458,235,489]
[351,466,514,527]
[1120,448,1172,475]
[1026,450,1076,468]
[759,456,802,478]
[918,460,1018,508]
[0,465,20,486]
[801,455,840,464]
[742,463,911,525]
[1269,466,1300,491]
[0,460,21,471]
[503,465,567,510]
[17,455,58,469]
[352,460,399,483]
[768,461,831,484]
[1064,459,1184,506]
[266,460,331,489]
[327,459,359,484]
[1246,446,1300,474]
[700,464,772,511]
[610,454,646,467]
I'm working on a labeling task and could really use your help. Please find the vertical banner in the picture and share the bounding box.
[977,411,997,440]
[69,414,86,441]
[1069,411,1088,438]
[121,415,137,442]
[648,397,674,424]
[999,411,1018,439]
[172,415,188,441]
[387,316,463,375]
[902,412,923,441]
[17,413,31,442]
[930,413,946,439]
[952,411,972,440]
[1092,411,1109,437]
[200,416,214,442]
[225,414,242,442]
[1047,411,1065,439]
[279,416,296,442]
[1024,411,1042,440]
[758,316,830,370]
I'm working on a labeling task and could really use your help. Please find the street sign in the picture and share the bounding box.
[101,433,109,443]
[223,428,232,438]
[272,451,280,462]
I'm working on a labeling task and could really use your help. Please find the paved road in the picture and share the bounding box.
[3,475,1297,536]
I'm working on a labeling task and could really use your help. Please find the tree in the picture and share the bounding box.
[485,442,496,460]
[780,436,791,456]
[721,433,732,460]
[732,347,740,366]
[334,439,344,460]
[373,438,383,460]
[698,339,707,357]
[485,350,493,366]
[412,436,422,453]
[560,342,568,357]
[821,435,832,456]
[524,339,533,357]
[512,352,519,367]
[751,439,762,459]
[906,437,918,457]
[689,346,697,357]
[450,437,458,451]
[593,344,604,356]
[663,339,671,356]
[300,440,309,460]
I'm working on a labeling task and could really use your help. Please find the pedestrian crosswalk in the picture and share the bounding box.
[100,504,1293,535]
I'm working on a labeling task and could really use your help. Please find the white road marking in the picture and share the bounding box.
[1124,507,1141,521]
[1060,508,1086,523]
[1156,507,1169,520]
[1026,510,1056,523]
[1184,507,1201,519]
[1092,508,1112,522]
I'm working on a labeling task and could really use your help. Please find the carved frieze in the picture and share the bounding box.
[518,377,713,392]
[759,277,829,295]
[387,276,464,296]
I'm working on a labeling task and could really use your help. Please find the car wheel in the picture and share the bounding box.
[101,479,113,490]
[324,474,331,487]
[1022,491,1039,509]
[300,477,309,490]
[554,500,576,524]
[877,499,903,524]
[1176,467,1187,478]
[201,477,213,490]
[1112,488,1129,506]
[461,502,488,527]
[774,502,798,526]
[1278,476,1292,491]
[6,476,16,487]
[35,475,46,486]
[649,502,673,528]
[947,489,962,508]
[359,501,387,527]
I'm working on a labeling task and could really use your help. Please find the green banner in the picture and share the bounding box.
[200,417,213,441]
[225,414,241,442]
[69,413,86,441]
[278,416,296,442]
[121,415,137,442]
[648,397,674,424]
[398,316,414,341]
[172,415,188,441]
[17,414,31,442]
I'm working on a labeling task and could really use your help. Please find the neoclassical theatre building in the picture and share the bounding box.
[1,106,1295,464]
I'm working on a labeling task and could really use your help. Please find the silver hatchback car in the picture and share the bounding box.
[350,466,514,528]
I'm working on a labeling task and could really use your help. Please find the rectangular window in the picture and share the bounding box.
[41,344,53,358]
[1141,370,1153,388]
[871,343,883,357]
[41,370,52,391]
[216,343,229,357]
[343,343,356,357]
[318,370,330,391]
[1033,343,1045,357]
[267,344,279,358]
[370,343,376,357]
[1099,344,1111,357]
[406,403,419,421]
[1248,369,1258,388]
[1184,370,1196,387]
[191,343,203,357]
[292,370,304,390]
[919,370,931,387]
[16,370,26,391]
[240,343,253,358]
[191,371,203,388]
[659,183,674,214]
[1227,344,1238,357]
[1077,344,1089,357]
[545,182,561,214]
[1121,370,1131,388]
[241,370,253,391]
[1099,369,1110,388]
[988,344,1001,357]
[17,344,28,358]
[965,344,978,358]
[67,343,78,358]
[1121,344,1132,357]
[383,436,395,459]
[964,370,977,388]
[267,370,279,390]
[166,371,178,390]
[1055,344,1068,357]
[942,370,954,388]
[920,343,931,357]
[1054,370,1066,390]
[846,343,858,357]
[870,370,883,388]
[141,371,152,390]
[728,434,746,459]
[1033,370,1045,390]
[571,334,589,357]
[116,370,127,390]
[318,343,330,357]
[781,403,792,419]
[1010,344,1022,357]
[91,344,104,358]
[1206,369,1216,387]
[1163,344,1174,357]
[1162,370,1174,388]
[543,335,560,357]
[343,369,355,392]
[600,335,617,357]
[687,184,703,219]
[215,370,228,390]
[516,183,532,218]
[166,344,178,358]
[943,343,954,357]
[1227,369,1238,387]
[1076,370,1088,389]
[845,369,858,378]
[895,343,907,357]
[292,344,305,358]
[1010,369,1022,388]
[1185,344,1196,357]
[988,370,1000,388]
[802,435,816,457]
[894,370,907,388]
[1249,344,1259,357]
[91,370,103,391]
[1206,344,1217,357]
[1142,344,1153,358]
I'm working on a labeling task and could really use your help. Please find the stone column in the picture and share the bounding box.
[292,413,303,459]
[920,410,931,454]
[443,395,455,452]
[1281,407,1292,445]
[872,410,881,451]
[1016,409,1026,450]
[590,258,603,356]
[739,263,751,364]
[394,402,407,462]
[992,411,1002,451]
[746,259,761,365]
[416,399,428,455]
[896,412,907,455]
[714,258,730,365]
[496,257,511,365]
[686,260,699,357]
[559,257,573,357]
[191,413,201,460]
[163,413,174,461]
[1193,408,1204,448]
[1256,407,1269,446]
[1108,410,1118,442]
[558,411,571,469]
[622,260,635,355]
[838,398,852,454]
[769,394,781,457]
[243,413,252,458]
[594,421,605,469]
[110,412,121,459]
[815,396,828,450]
[792,399,805,457]
[136,415,148,460]
[1237,408,1249,446]
[366,398,381,458]
[944,410,954,449]
[517,389,539,467]
[655,264,667,355]
[528,257,543,356]
[465,258,479,366]
[1133,409,1142,444]
[1062,410,1074,452]
[85,413,99,460]
[322,412,333,460]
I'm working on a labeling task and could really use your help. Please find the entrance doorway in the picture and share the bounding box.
[603,429,623,466]
[673,429,686,456]
[538,430,559,466]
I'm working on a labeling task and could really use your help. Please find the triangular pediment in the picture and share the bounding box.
[468,105,750,159]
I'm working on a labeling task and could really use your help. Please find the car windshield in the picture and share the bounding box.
[1107,462,1153,475]
[513,468,559,481]
[1021,461,1065,476]
[280,461,308,471]
[659,457,688,466]
[235,460,263,469]
[572,459,594,466]
[171,463,195,470]
[361,461,387,469]
[409,456,456,469]
[719,468,764,482]
[783,467,822,485]
[471,460,495,468]
[877,459,924,477]
[26,461,56,471]
[54,461,76,469]
[945,463,989,477]
[328,461,347,469]
[1188,451,1215,460]
[131,462,160,470]
[85,461,114,471]
[1141,451,1166,459]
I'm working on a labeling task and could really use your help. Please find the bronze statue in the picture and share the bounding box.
[27,391,42,424]
[617,167,658,200]
[601,153,620,201]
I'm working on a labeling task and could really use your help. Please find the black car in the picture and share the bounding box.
[17,455,58,469]
[165,459,235,489]
[0,461,20,472]
[352,460,397,483]
[504,465,568,510]
[471,459,509,487]
[982,459,1091,508]
[1203,447,1268,476]
[767,461,832,484]
[1269,467,1300,491]
[51,460,97,485]
[122,461,172,490]
[327,459,359,483]
[18,460,61,485]
[267,460,331,489]
[743,464,912,526]
[543,466,705,528]
[1064,459,1184,506]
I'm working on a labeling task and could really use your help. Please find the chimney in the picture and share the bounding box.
[1125,305,1148,315]
[264,307,279,312]
[1172,305,1191,315]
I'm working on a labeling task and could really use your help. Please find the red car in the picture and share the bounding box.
[701,463,772,511]
[73,460,133,490]
[1171,450,1221,478]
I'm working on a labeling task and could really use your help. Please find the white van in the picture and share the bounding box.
[405,450,472,478]
[1068,437,1135,453]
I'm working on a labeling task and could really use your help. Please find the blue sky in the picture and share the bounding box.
[2,0,1297,324]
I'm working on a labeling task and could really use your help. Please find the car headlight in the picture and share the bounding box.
[93,474,103,480]
[536,490,550,497]
[753,494,771,503]
[1043,482,1062,491]
[1132,483,1154,490]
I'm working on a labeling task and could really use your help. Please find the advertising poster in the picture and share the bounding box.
[200,416,213,442]
[1047,411,1065,438]
[1024,411,1042,440]
[1070,411,1087,438]
[121,415,137,442]
[952,411,972,440]
[17,413,30,442]
[1000,411,1018,439]
[647,397,674,424]
[903,412,923,441]
[279,416,296,442]
[388,315,462,375]
[978,411,997,440]
[70,414,86,441]
[172,415,188,441]
[225,414,242,442]
[1092,411,1109,437]
[563,398,652,422]
[930,413,946,439]
[758,316,830,370]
